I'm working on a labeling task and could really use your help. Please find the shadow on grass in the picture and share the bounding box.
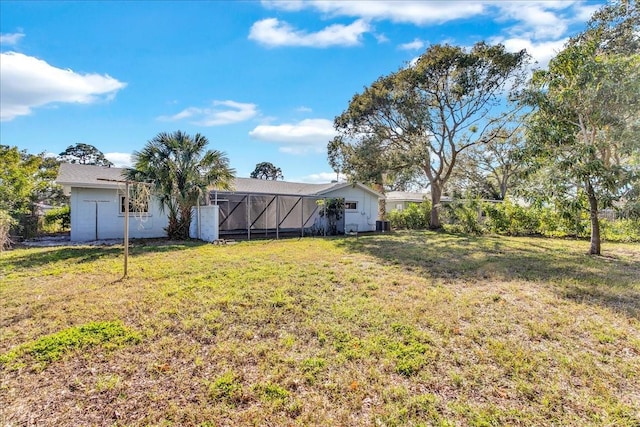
[336,231,640,319]
[3,239,207,270]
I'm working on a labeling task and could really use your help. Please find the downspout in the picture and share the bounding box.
[197,203,201,240]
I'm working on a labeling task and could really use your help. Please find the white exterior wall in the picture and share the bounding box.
[189,205,219,242]
[323,186,379,232]
[70,187,168,241]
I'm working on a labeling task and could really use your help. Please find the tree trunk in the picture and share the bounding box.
[430,184,443,229]
[178,205,192,240]
[372,182,386,221]
[166,212,180,240]
[499,177,508,200]
[586,181,601,255]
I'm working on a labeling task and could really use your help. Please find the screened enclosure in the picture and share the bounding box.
[211,192,345,239]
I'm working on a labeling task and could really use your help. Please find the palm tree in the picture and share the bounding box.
[126,131,235,239]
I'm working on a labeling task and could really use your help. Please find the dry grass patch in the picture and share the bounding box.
[1,232,639,426]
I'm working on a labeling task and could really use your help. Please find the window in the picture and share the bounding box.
[345,201,358,210]
[120,195,149,214]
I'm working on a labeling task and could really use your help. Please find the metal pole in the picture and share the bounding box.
[95,202,99,240]
[247,195,251,241]
[276,195,279,240]
[265,198,268,237]
[124,181,129,278]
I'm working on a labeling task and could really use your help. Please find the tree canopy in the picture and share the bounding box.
[446,127,525,200]
[126,131,235,240]
[523,0,639,255]
[332,42,529,227]
[59,143,113,166]
[0,145,66,239]
[250,162,283,180]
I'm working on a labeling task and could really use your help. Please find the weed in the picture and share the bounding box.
[301,357,326,383]
[207,371,243,404]
[95,374,121,392]
[0,321,141,368]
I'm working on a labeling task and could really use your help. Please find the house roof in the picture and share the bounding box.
[56,164,383,199]
[213,178,383,199]
[56,163,127,193]
[221,177,337,196]
[386,191,430,202]
[386,191,458,203]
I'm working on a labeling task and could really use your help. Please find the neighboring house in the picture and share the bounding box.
[385,191,456,214]
[56,163,169,242]
[212,178,382,237]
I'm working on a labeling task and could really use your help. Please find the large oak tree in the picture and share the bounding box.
[59,143,113,167]
[250,162,283,180]
[332,42,529,228]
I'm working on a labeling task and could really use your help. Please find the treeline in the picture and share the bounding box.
[388,200,640,243]
[0,143,113,250]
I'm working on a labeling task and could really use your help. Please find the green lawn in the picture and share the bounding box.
[1,231,639,426]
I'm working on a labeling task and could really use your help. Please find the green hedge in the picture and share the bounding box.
[387,199,640,242]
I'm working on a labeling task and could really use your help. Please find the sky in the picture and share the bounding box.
[1,0,605,183]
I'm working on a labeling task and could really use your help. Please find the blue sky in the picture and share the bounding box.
[1,0,604,182]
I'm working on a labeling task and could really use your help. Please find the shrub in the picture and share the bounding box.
[600,218,640,242]
[388,201,431,230]
[44,205,71,231]
[482,200,539,236]
[442,199,483,235]
[0,209,16,251]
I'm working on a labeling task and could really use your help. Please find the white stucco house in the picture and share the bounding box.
[57,163,170,242]
[57,164,383,242]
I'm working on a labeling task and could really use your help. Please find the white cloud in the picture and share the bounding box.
[296,106,313,113]
[257,1,598,54]
[0,52,126,121]
[496,2,572,40]
[249,118,337,154]
[0,32,25,46]
[105,152,133,168]
[260,0,305,11]
[249,18,370,48]
[495,36,568,70]
[374,33,389,44]
[261,0,486,25]
[295,171,344,183]
[399,38,425,51]
[495,1,602,42]
[158,100,258,126]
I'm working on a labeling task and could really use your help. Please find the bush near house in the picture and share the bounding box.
[44,205,71,232]
[387,201,431,230]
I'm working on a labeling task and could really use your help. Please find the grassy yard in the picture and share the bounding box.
[1,231,639,426]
